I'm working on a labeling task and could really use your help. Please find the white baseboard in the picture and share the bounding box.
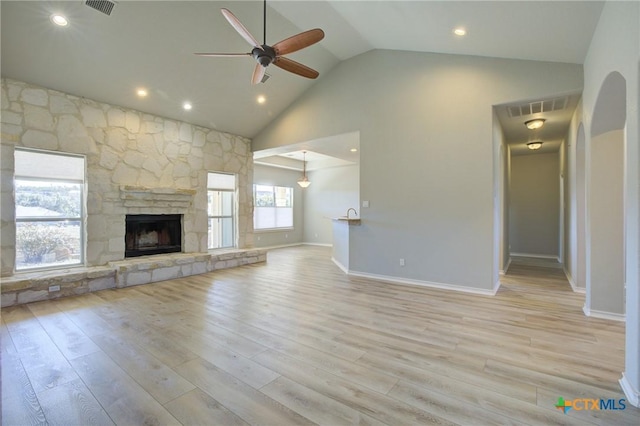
[303,242,332,247]
[347,270,498,296]
[564,269,586,293]
[493,279,501,294]
[500,257,512,276]
[510,252,560,261]
[257,243,304,250]
[331,257,348,274]
[620,373,640,408]
[583,305,625,322]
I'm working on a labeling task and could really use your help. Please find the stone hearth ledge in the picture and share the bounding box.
[0,248,267,307]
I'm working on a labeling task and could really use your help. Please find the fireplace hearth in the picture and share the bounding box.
[125,214,182,257]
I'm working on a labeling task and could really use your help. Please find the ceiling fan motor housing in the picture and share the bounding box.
[252,45,276,67]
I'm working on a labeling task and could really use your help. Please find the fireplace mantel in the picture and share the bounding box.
[119,185,196,208]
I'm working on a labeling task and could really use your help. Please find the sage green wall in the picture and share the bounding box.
[509,153,560,258]
[589,129,624,314]
[253,49,582,291]
[303,164,360,246]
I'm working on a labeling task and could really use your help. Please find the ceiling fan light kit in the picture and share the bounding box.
[196,0,324,85]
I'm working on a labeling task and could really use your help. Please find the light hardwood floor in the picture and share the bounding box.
[1,245,638,425]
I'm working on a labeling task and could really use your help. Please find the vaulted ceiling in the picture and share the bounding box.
[2,1,604,152]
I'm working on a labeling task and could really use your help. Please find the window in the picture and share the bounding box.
[254,185,293,230]
[207,172,236,249]
[14,149,85,271]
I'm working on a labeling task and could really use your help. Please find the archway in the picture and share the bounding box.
[586,71,626,317]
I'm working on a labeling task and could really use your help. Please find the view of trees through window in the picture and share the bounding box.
[14,150,85,271]
[207,172,236,249]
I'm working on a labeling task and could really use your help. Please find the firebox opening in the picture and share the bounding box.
[125,214,182,257]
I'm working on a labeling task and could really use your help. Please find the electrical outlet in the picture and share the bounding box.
[49,285,61,292]
[399,258,405,266]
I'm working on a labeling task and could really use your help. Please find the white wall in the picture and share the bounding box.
[254,49,582,292]
[582,0,639,407]
[252,164,304,248]
[303,164,360,245]
[509,152,560,258]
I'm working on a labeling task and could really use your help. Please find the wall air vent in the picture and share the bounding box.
[508,96,568,118]
[85,0,116,16]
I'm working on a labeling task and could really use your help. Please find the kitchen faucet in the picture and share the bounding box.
[346,208,358,219]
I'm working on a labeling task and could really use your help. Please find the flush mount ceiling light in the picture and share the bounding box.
[50,13,69,26]
[527,141,543,150]
[350,148,358,153]
[525,118,546,130]
[136,88,148,97]
[183,102,192,111]
[297,151,311,188]
[257,95,266,104]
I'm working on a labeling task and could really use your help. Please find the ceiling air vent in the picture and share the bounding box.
[507,96,569,118]
[85,0,116,16]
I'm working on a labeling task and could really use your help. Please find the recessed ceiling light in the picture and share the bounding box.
[350,148,358,152]
[183,102,192,111]
[257,95,266,104]
[50,14,69,27]
[136,88,148,97]
[453,28,466,36]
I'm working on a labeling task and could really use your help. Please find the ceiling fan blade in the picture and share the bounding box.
[194,53,250,57]
[221,8,261,48]
[273,29,325,56]
[252,63,266,85]
[273,57,319,79]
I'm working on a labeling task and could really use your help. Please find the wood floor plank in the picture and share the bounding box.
[27,301,102,360]
[357,351,537,404]
[91,332,196,404]
[163,388,249,426]
[174,357,314,425]
[261,375,388,426]
[1,246,635,425]
[70,351,181,425]
[253,348,457,425]
[160,323,280,390]
[1,354,46,426]
[37,377,115,426]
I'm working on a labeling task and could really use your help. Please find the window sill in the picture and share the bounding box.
[254,227,294,233]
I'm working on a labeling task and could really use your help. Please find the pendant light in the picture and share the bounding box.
[297,151,311,188]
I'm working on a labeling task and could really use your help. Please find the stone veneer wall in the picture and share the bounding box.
[1,78,254,276]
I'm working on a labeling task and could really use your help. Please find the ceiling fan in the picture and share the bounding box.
[195,0,325,84]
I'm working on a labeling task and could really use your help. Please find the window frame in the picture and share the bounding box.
[14,148,86,272]
[207,172,237,250]
[253,184,294,231]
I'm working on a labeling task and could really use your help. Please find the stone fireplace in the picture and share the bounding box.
[1,78,255,277]
[125,214,182,257]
